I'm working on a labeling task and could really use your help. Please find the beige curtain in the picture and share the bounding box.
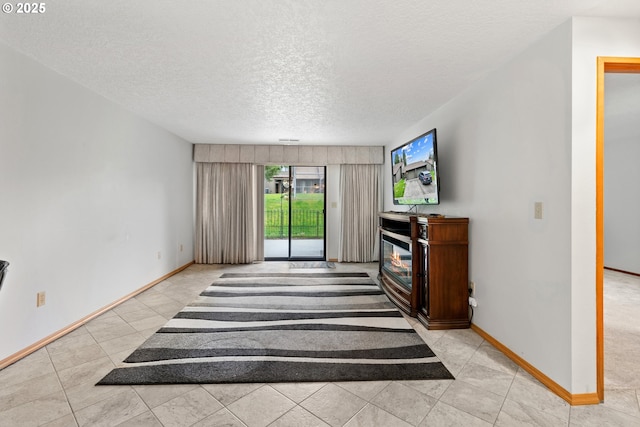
[339,164,382,262]
[196,163,256,264]
[254,164,265,261]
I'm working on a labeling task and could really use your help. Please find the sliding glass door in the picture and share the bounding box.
[264,166,325,260]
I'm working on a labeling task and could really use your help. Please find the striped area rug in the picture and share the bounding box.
[97,272,453,385]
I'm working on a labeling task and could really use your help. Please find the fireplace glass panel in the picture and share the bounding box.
[381,235,412,291]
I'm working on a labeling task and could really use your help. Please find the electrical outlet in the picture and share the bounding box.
[469,281,475,296]
[36,291,46,307]
[534,202,543,219]
[179,244,183,252]
[157,251,162,260]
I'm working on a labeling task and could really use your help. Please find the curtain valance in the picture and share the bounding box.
[193,144,384,165]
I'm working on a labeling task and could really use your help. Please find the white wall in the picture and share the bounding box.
[571,17,640,393]
[385,21,575,390]
[603,73,640,274]
[0,42,194,362]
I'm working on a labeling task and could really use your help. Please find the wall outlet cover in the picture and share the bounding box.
[37,291,46,307]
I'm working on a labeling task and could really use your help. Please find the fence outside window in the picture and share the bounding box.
[264,209,324,238]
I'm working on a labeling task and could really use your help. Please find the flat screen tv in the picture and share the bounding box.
[391,128,439,205]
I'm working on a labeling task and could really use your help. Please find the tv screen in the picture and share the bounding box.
[391,128,439,205]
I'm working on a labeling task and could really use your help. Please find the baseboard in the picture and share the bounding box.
[0,261,195,370]
[471,324,600,406]
[604,266,640,277]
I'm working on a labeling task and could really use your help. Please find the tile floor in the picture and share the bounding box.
[1,263,639,426]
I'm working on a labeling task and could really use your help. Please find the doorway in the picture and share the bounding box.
[263,165,326,260]
[595,56,640,401]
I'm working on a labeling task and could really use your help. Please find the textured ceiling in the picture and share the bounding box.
[1,0,640,145]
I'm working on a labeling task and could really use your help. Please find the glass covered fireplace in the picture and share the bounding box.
[381,234,412,291]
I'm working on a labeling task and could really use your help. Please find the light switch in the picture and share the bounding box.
[534,202,543,219]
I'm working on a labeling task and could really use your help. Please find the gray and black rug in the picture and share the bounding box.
[97,272,453,385]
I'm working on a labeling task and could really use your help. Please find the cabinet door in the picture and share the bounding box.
[428,245,468,321]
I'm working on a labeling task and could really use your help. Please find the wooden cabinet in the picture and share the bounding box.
[379,212,469,330]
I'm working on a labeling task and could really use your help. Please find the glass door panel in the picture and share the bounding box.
[264,165,290,259]
[290,166,325,259]
[264,165,325,260]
